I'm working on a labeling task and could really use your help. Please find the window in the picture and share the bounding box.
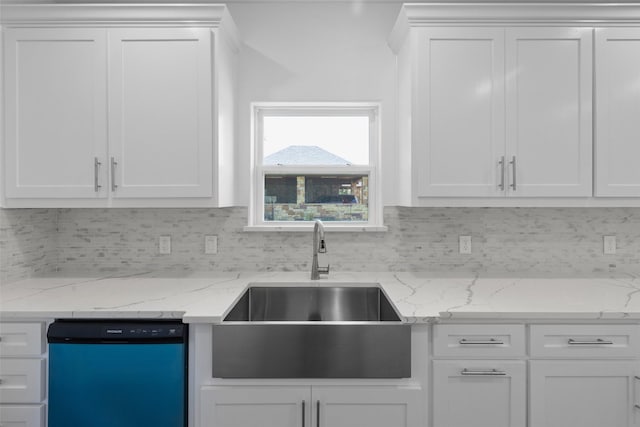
[248,103,384,231]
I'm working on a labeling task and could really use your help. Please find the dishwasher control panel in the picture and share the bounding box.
[48,321,186,343]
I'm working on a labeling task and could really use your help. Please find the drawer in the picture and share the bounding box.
[0,404,45,427]
[0,359,45,403]
[530,324,640,358]
[433,324,526,357]
[0,323,45,356]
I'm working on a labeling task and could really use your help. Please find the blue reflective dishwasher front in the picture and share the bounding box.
[48,321,186,427]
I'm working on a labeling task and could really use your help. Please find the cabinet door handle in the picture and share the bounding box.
[316,400,320,427]
[461,368,506,376]
[498,156,505,191]
[94,158,102,192]
[302,400,305,427]
[110,157,118,191]
[509,156,517,191]
[459,338,504,345]
[568,338,613,345]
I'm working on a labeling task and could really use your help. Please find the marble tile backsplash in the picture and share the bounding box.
[0,209,58,284]
[2,207,640,282]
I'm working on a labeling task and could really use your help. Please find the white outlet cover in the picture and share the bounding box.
[603,235,616,255]
[159,236,171,254]
[205,235,218,254]
[459,235,472,254]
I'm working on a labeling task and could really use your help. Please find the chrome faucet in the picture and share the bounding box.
[311,219,330,280]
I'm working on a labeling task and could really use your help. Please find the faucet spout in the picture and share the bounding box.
[311,219,330,280]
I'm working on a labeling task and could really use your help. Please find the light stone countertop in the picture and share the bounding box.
[2,271,640,323]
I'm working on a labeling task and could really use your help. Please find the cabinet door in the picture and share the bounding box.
[595,28,640,196]
[433,360,526,427]
[415,28,506,197]
[4,28,108,198]
[108,28,213,198]
[200,386,310,427]
[0,405,45,427]
[505,28,593,197]
[530,361,640,427]
[312,385,422,427]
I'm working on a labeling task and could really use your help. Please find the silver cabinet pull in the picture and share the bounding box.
[110,157,118,191]
[316,400,320,427]
[568,338,614,345]
[459,338,504,345]
[461,368,506,376]
[94,158,102,192]
[509,156,517,191]
[302,400,306,427]
[498,156,505,191]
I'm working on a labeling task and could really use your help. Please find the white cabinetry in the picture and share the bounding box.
[433,360,526,427]
[4,28,107,199]
[391,5,593,204]
[505,28,592,197]
[530,361,639,427]
[201,385,421,427]
[431,324,526,427]
[413,28,505,198]
[2,4,238,207]
[201,386,308,427]
[595,28,640,197]
[0,322,47,427]
[108,28,212,198]
[529,324,640,427]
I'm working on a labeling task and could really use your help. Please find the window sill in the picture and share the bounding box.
[243,224,388,232]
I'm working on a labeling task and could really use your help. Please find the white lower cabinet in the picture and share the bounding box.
[432,360,526,427]
[313,386,421,427]
[530,360,640,427]
[201,386,308,427]
[200,385,422,427]
[0,322,48,427]
[0,405,45,427]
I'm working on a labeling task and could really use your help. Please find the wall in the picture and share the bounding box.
[0,209,58,283]
[45,206,640,277]
[228,1,400,205]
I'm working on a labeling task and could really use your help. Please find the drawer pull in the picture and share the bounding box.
[568,338,614,345]
[459,338,504,345]
[461,368,506,376]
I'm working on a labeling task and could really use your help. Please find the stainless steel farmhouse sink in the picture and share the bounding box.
[212,284,411,379]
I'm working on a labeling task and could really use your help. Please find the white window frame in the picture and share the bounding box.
[246,102,386,231]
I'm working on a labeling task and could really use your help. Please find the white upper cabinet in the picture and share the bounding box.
[414,28,505,197]
[393,20,592,201]
[506,27,592,197]
[108,28,212,198]
[4,28,107,199]
[595,28,640,197]
[390,4,598,205]
[1,4,238,207]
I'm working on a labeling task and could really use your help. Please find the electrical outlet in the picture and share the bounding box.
[459,235,472,254]
[604,235,616,255]
[205,235,218,254]
[158,236,171,255]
